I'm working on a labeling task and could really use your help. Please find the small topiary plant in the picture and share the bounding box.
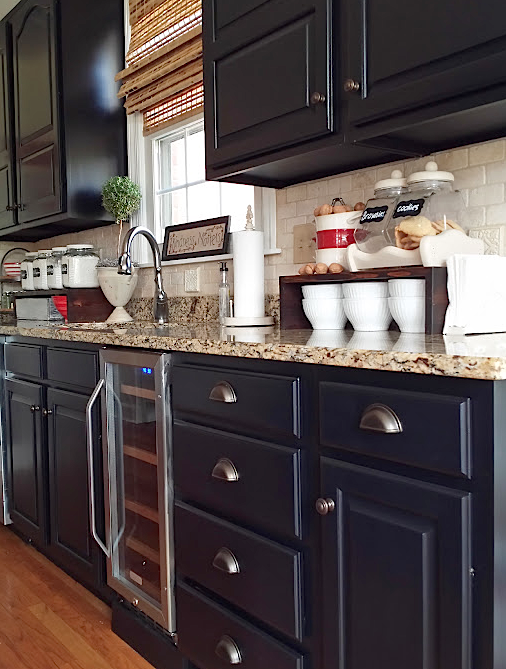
[101,176,142,256]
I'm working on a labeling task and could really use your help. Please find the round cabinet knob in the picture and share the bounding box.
[30,405,40,413]
[42,409,53,417]
[316,498,335,515]
[343,78,360,93]
[310,92,326,105]
[132,598,139,607]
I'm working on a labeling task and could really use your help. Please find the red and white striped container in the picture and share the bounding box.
[315,211,361,269]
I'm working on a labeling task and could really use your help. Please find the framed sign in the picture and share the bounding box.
[162,216,230,261]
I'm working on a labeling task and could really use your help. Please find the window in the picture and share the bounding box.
[153,118,257,241]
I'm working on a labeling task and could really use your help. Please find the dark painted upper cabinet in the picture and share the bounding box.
[0,0,126,241]
[345,0,506,149]
[12,0,62,225]
[0,25,15,230]
[205,0,334,171]
[204,0,506,187]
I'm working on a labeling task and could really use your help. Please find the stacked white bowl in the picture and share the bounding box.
[388,279,425,333]
[342,281,391,331]
[302,283,347,329]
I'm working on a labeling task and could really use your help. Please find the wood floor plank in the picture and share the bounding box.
[0,527,156,669]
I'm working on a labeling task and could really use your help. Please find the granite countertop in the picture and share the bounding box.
[3,320,506,380]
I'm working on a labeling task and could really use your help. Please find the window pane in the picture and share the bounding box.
[160,189,187,227]
[220,182,255,232]
[187,182,221,222]
[159,133,186,190]
[186,126,206,183]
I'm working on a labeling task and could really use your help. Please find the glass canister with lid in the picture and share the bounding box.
[33,250,51,290]
[64,244,100,288]
[47,247,67,289]
[20,251,38,290]
[386,161,467,250]
[355,169,408,253]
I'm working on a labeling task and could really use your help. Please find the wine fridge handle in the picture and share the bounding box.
[86,379,110,558]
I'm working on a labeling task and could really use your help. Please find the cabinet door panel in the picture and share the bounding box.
[346,0,506,135]
[212,0,271,34]
[46,387,105,593]
[12,0,62,223]
[320,458,472,669]
[5,378,46,546]
[0,24,15,229]
[205,0,333,168]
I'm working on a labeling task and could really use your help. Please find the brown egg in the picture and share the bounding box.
[344,204,353,212]
[315,263,328,274]
[298,266,307,275]
[319,204,333,215]
[304,263,316,275]
[332,204,347,213]
[328,263,344,274]
[313,206,321,217]
[354,202,366,211]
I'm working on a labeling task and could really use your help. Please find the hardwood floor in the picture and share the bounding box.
[0,525,154,669]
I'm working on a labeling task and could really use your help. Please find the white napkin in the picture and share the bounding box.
[444,254,506,335]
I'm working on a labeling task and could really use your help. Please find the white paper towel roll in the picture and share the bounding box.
[232,228,265,319]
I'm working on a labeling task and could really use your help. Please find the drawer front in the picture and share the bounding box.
[174,422,302,539]
[172,364,301,441]
[46,347,98,390]
[175,502,303,640]
[320,382,471,477]
[177,582,305,669]
[5,343,43,378]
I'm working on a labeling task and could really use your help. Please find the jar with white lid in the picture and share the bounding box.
[64,244,100,288]
[33,250,51,290]
[20,252,38,290]
[385,161,467,249]
[47,247,67,289]
[355,169,408,253]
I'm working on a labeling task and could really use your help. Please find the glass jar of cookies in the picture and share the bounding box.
[387,161,467,251]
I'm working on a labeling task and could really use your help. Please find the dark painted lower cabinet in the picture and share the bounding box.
[4,377,46,546]
[319,457,472,669]
[46,388,104,594]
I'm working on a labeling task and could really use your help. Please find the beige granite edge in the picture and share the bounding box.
[2,325,506,380]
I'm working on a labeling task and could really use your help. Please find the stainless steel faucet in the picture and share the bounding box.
[118,226,170,325]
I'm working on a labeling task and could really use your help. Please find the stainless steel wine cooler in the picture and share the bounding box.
[87,349,175,631]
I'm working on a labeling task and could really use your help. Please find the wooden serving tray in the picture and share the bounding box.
[279,266,448,334]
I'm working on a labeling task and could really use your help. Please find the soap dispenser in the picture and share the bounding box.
[218,261,231,324]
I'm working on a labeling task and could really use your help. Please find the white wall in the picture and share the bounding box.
[0,0,19,19]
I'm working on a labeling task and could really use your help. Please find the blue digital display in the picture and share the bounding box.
[141,367,153,375]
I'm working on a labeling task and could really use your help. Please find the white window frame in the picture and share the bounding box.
[127,112,279,267]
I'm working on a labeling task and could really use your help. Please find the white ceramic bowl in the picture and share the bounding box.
[306,330,351,347]
[393,332,427,352]
[342,281,388,299]
[343,297,391,331]
[388,278,425,298]
[302,283,343,299]
[302,298,347,330]
[349,330,394,351]
[388,296,425,333]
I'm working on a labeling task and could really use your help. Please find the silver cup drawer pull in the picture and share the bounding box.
[211,458,240,482]
[209,381,237,403]
[359,403,403,434]
[215,635,242,665]
[212,547,240,575]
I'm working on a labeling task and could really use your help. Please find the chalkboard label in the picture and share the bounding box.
[21,269,27,280]
[393,199,425,218]
[62,264,68,275]
[33,267,41,278]
[360,205,389,223]
[46,264,54,276]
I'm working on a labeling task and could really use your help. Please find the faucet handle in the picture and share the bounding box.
[118,252,132,275]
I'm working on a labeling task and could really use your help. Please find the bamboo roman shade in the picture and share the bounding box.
[117,0,203,135]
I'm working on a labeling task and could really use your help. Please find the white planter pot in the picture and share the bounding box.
[98,266,138,323]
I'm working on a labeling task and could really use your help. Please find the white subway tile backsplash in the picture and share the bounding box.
[286,184,308,203]
[436,148,469,171]
[485,160,506,185]
[469,183,504,207]
[277,202,298,220]
[469,140,505,166]
[327,175,352,194]
[306,180,329,200]
[296,198,319,217]
[453,165,486,189]
[485,202,506,225]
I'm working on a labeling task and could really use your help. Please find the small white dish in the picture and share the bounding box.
[388,296,425,333]
[343,297,391,331]
[342,281,388,299]
[302,298,347,330]
[302,283,343,299]
[388,278,425,298]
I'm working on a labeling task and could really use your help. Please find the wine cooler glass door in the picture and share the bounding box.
[102,350,174,631]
